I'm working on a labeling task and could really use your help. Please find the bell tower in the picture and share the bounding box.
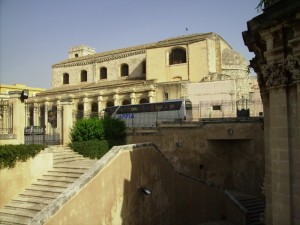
[68,45,96,59]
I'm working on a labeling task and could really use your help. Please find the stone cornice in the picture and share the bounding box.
[52,33,221,69]
[52,50,146,68]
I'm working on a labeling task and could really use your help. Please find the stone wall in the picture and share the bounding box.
[0,150,53,208]
[126,122,264,196]
[243,0,300,224]
[41,144,227,225]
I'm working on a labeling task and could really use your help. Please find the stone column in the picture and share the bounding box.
[83,97,90,118]
[148,91,155,103]
[98,96,104,115]
[11,95,25,144]
[293,81,300,223]
[33,102,39,126]
[269,85,291,225]
[44,102,49,134]
[261,91,272,225]
[113,93,119,106]
[56,100,62,141]
[61,102,74,145]
[130,93,136,104]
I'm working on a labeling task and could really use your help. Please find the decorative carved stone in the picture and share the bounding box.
[261,55,300,89]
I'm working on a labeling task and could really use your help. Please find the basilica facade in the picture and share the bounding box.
[26,33,260,130]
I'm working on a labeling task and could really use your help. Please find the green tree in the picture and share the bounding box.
[256,0,276,12]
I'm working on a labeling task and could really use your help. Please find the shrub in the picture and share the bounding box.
[102,116,127,140]
[69,140,109,159]
[0,144,46,169]
[70,118,105,142]
[69,117,127,159]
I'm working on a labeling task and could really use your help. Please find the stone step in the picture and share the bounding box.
[41,175,79,182]
[5,201,45,212]
[29,184,67,192]
[22,189,61,199]
[49,167,87,174]
[54,164,91,169]
[54,158,84,165]
[0,213,30,225]
[45,171,83,178]
[14,196,54,205]
[54,152,82,156]
[0,207,36,218]
[33,180,71,188]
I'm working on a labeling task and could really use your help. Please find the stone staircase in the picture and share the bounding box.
[0,146,98,225]
[226,190,265,225]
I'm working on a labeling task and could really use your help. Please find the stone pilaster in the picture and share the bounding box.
[11,95,25,144]
[268,86,291,225]
[98,96,104,114]
[113,93,119,106]
[83,97,90,118]
[130,93,136,104]
[61,102,74,145]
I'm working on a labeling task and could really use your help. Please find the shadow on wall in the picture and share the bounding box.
[120,145,226,225]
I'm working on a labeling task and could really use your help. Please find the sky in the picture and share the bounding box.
[0,0,261,89]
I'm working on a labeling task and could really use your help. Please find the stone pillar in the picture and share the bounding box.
[44,102,49,134]
[62,102,74,145]
[148,91,155,103]
[83,97,90,118]
[33,102,39,126]
[98,96,104,116]
[11,95,25,144]
[56,100,62,141]
[130,93,136,104]
[269,86,291,225]
[261,91,272,225]
[293,81,300,223]
[113,93,119,106]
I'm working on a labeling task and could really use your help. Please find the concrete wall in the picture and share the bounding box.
[0,150,53,208]
[42,144,226,225]
[127,123,264,196]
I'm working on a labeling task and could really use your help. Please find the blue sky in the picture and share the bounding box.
[0,0,261,89]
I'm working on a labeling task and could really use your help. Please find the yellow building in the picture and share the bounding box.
[0,83,45,100]
[29,33,260,124]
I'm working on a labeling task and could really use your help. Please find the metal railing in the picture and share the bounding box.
[0,101,13,134]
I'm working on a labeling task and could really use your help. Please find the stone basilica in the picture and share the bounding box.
[28,33,260,128]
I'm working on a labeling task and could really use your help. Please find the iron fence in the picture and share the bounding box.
[71,100,263,127]
[24,103,62,145]
[0,101,13,134]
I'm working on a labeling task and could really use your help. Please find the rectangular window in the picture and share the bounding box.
[212,105,221,111]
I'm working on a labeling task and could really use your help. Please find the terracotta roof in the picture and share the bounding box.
[52,32,220,68]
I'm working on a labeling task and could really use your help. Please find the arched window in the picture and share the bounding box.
[120,64,129,77]
[77,103,84,119]
[106,101,114,107]
[75,54,79,58]
[81,70,87,82]
[122,99,131,105]
[169,48,187,65]
[100,67,107,79]
[140,98,149,104]
[91,102,98,117]
[63,73,69,85]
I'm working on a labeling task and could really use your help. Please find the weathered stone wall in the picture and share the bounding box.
[52,53,146,88]
[0,150,53,208]
[126,122,264,196]
[43,144,226,225]
[243,1,300,224]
